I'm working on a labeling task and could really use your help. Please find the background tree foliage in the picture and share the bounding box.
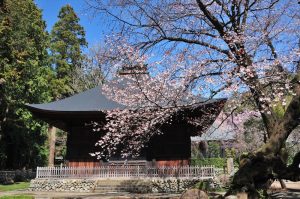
[70,45,106,93]
[0,0,53,169]
[0,1,99,169]
[50,4,88,99]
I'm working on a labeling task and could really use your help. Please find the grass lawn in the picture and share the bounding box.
[0,196,33,199]
[0,182,30,192]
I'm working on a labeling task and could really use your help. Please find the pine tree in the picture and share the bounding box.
[50,4,88,98]
[0,0,52,168]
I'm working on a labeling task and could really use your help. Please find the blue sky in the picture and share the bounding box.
[35,0,104,46]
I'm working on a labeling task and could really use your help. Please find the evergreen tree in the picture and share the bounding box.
[50,4,88,98]
[0,0,52,169]
[48,5,87,166]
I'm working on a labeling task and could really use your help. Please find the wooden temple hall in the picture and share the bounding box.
[26,86,226,168]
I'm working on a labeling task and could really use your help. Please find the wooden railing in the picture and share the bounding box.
[36,166,215,179]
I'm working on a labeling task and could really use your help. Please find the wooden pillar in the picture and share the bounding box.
[48,125,56,167]
[227,158,234,174]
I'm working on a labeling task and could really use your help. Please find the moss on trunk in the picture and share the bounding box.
[226,142,300,198]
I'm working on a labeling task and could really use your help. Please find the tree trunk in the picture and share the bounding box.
[279,179,287,189]
[0,105,9,142]
[225,123,297,197]
[48,125,56,167]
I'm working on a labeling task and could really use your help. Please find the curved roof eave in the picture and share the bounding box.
[25,86,227,132]
[26,86,126,113]
[26,86,227,113]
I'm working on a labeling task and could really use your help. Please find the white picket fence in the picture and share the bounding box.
[36,166,215,179]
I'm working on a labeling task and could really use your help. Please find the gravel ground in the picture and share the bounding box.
[0,190,181,199]
[271,181,300,190]
[1,181,300,199]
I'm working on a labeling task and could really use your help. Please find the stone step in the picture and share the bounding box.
[96,180,124,186]
[93,183,141,193]
[94,186,134,190]
[95,186,126,190]
[95,184,135,187]
[94,189,128,193]
[93,187,130,193]
[94,179,131,192]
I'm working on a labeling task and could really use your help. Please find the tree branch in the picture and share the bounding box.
[195,0,225,36]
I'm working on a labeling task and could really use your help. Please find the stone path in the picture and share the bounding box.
[269,181,300,198]
[269,190,300,199]
[2,181,300,199]
[0,190,181,199]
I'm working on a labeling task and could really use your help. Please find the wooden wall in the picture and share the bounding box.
[146,123,191,167]
[66,123,102,166]
[155,160,189,167]
[67,160,100,167]
[65,121,192,167]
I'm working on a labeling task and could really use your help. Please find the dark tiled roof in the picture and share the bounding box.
[26,86,226,112]
[25,86,226,131]
[26,86,125,112]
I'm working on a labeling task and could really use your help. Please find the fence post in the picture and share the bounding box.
[36,167,39,178]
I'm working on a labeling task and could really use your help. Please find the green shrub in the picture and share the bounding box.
[225,148,236,158]
[193,179,225,192]
[194,180,211,191]
[191,158,226,168]
[0,196,33,199]
[0,182,30,192]
[208,141,221,157]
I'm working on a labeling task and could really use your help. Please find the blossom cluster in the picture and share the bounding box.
[86,0,300,158]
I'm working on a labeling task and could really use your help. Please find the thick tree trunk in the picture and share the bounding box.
[279,179,287,189]
[225,128,300,198]
[226,71,300,198]
[48,125,56,167]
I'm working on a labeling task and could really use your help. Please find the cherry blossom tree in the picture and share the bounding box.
[70,45,107,93]
[90,38,226,158]
[210,110,265,153]
[86,0,300,196]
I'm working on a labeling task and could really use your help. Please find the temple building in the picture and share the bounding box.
[26,86,226,167]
